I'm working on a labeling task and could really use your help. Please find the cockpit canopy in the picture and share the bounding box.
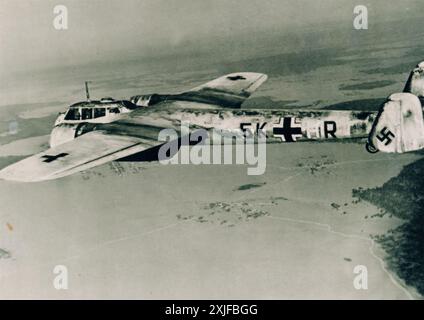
[63,99,137,121]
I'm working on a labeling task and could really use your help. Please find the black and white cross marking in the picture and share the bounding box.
[273,117,302,142]
[41,153,69,163]
[376,127,395,146]
[227,75,246,81]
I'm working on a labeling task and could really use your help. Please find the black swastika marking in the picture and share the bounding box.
[376,127,395,146]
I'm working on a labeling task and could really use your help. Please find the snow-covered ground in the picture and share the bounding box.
[0,142,421,299]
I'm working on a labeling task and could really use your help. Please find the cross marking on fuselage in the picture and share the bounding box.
[273,117,302,142]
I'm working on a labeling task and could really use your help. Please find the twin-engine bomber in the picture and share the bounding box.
[2,62,424,182]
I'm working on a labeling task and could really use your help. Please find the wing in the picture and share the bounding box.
[160,72,268,108]
[0,130,162,182]
[188,72,267,96]
[131,73,267,108]
[182,72,267,108]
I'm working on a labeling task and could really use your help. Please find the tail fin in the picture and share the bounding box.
[367,93,424,153]
[403,61,424,97]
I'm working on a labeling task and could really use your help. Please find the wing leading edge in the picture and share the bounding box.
[0,131,160,182]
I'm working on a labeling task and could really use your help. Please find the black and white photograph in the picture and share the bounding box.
[0,0,423,304]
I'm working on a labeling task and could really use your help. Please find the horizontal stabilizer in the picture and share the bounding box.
[404,61,424,97]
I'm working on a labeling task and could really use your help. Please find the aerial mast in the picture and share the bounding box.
[85,81,91,101]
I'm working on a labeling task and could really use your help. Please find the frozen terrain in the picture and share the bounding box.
[0,142,421,299]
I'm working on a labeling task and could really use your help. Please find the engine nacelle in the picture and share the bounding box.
[49,123,97,148]
[130,94,154,107]
[130,94,169,107]
[49,124,78,148]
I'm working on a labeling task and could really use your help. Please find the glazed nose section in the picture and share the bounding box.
[367,92,424,153]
